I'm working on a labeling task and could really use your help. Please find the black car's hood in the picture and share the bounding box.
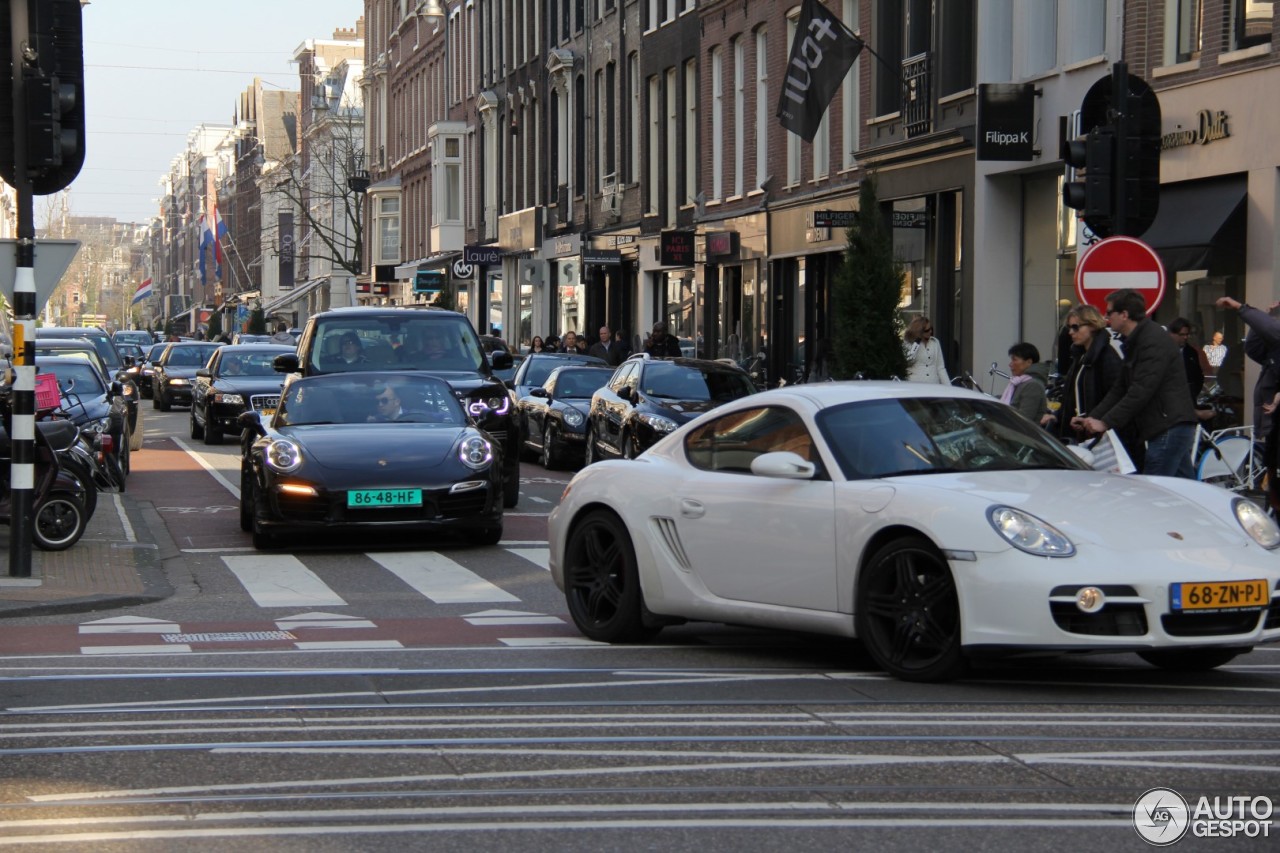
[280,423,465,471]
[159,366,202,380]
[648,398,723,419]
[432,373,505,395]
[214,376,286,395]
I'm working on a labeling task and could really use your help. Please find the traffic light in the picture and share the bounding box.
[1114,89,1161,238]
[0,0,86,195]
[1061,124,1117,237]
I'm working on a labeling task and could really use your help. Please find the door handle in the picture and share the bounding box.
[680,498,705,519]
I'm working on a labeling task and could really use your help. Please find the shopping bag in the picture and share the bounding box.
[1085,430,1137,475]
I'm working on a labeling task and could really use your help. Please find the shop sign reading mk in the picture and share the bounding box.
[1161,109,1229,150]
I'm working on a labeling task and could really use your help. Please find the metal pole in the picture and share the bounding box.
[1111,61,1129,237]
[8,0,34,577]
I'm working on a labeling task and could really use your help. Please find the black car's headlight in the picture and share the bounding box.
[265,439,302,473]
[987,506,1075,557]
[563,408,585,428]
[467,395,511,417]
[458,435,494,470]
[213,393,245,406]
[638,412,679,433]
[167,377,189,386]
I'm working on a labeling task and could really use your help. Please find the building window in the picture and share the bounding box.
[436,135,463,223]
[685,59,697,210]
[605,62,617,180]
[648,75,660,213]
[711,47,724,201]
[786,12,801,186]
[754,27,768,190]
[732,37,744,198]
[1017,0,1057,77]
[575,74,586,195]
[813,111,829,180]
[874,0,903,115]
[377,197,400,263]
[1063,0,1105,63]
[1174,0,1203,62]
[628,53,640,185]
[1232,0,1273,50]
[938,0,975,95]
[842,0,859,170]
[666,67,678,221]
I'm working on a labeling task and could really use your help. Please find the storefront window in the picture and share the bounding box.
[489,274,504,336]
[557,260,583,337]
[894,198,928,318]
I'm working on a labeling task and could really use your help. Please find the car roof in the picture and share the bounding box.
[312,306,467,319]
[37,326,111,338]
[216,344,297,353]
[636,355,747,372]
[719,381,991,409]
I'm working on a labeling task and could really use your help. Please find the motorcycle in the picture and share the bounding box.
[0,391,91,551]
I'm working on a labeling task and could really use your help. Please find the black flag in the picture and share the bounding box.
[776,0,864,142]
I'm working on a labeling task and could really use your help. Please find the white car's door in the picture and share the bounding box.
[671,405,837,611]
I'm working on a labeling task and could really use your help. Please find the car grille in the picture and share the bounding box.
[1161,611,1266,637]
[273,486,490,524]
[1048,585,1147,637]
[250,395,280,412]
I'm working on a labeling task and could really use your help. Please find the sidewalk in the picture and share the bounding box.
[0,491,174,618]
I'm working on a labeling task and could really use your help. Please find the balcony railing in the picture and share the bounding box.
[902,52,931,138]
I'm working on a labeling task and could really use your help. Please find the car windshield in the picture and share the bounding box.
[216,352,280,377]
[41,363,105,397]
[165,345,221,367]
[553,369,609,398]
[525,356,598,386]
[308,315,485,373]
[641,362,756,402]
[278,374,468,427]
[815,397,1088,480]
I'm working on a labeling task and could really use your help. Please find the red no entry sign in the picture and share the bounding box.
[1074,236,1166,314]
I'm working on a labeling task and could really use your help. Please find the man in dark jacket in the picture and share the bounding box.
[1217,296,1280,434]
[1167,317,1205,405]
[587,325,624,366]
[1072,289,1198,477]
[644,321,683,358]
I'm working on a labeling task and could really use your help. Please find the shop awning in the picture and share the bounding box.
[1140,177,1247,275]
[394,252,459,280]
[261,278,327,314]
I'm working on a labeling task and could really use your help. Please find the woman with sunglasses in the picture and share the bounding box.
[1042,305,1138,462]
[902,316,949,384]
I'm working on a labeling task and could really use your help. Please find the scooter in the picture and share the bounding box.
[0,392,91,551]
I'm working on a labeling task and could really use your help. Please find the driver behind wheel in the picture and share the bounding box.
[368,382,405,422]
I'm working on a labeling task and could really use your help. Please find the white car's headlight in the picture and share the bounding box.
[265,439,302,473]
[638,412,680,433]
[1233,498,1280,549]
[987,506,1075,557]
[459,435,494,470]
[213,393,245,405]
[168,377,189,386]
[563,408,585,427]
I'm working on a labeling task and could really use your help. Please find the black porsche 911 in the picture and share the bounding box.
[190,344,295,445]
[239,372,504,549]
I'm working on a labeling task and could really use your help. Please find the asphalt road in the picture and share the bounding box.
[0,407,1276,850]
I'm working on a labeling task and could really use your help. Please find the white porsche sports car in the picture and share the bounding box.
[548,382,1280,681]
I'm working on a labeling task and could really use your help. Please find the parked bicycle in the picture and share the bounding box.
[1193,423,1265,495]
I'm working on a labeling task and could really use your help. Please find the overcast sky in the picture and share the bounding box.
[69,0,363,224]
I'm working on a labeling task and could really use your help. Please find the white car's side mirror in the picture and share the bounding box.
[750,451,816,480]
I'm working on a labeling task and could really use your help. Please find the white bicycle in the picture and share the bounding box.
[1193,425,1264,493]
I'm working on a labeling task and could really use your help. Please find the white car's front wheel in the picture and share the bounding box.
[856,536,966,682]
[562,510,658,643]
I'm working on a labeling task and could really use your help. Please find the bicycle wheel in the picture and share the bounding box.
[1196,436,1256,489]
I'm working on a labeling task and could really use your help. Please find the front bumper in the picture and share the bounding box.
[256,479,502,535]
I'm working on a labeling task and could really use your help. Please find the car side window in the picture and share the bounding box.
[684,406,817,474]
[609,363,634,393]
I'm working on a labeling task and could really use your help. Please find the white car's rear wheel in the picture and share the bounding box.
[562,510,658,643]
[856,536,966,682]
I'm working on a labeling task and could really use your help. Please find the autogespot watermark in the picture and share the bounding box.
[1133,787,1274,845]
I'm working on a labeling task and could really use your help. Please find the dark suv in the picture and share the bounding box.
[585,354,758,462]
[273,307,521,507]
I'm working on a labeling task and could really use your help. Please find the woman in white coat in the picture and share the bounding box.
[903,316,950,384]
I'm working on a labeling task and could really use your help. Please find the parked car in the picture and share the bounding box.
[189,344,293,445]
[239,372,504,549]
[112,329,154,350]
[519,365,614,469]
[133,342,169,399]
[552,381,1280,681]
[151,342,225,410]
[31,337,143,452]
[273,306,521,508]
[35,355,130,487]
[584,354,757,462]
[508,352,607,438]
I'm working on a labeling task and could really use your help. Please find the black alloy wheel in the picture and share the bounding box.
[190,408,204,440]
[562,509,658,643]
[204,416,223,445]
[541,424,559,470]
[856,536,966,682]
[584,425,598,466]
[1138,648,1243,671]
[156,388,171,412]
[239,465,254,532]
[33,491,87,551]
[621,430,635,460]
[502,452,520,508]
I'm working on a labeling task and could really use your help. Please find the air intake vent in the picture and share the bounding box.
[651,517,692,571]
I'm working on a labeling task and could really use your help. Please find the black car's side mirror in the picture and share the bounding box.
[110,380,124,397]
[238,410,267,437]
[530,387,549,398]
[196,368,211,378]
[628,387,640,406]
[490,350,513,370]
[274,353,300,374]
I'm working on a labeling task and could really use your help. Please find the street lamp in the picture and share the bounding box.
[347,155,371,278]
[417,1,444,19]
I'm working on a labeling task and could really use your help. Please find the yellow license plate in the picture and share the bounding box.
[1171,580,1269,611]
